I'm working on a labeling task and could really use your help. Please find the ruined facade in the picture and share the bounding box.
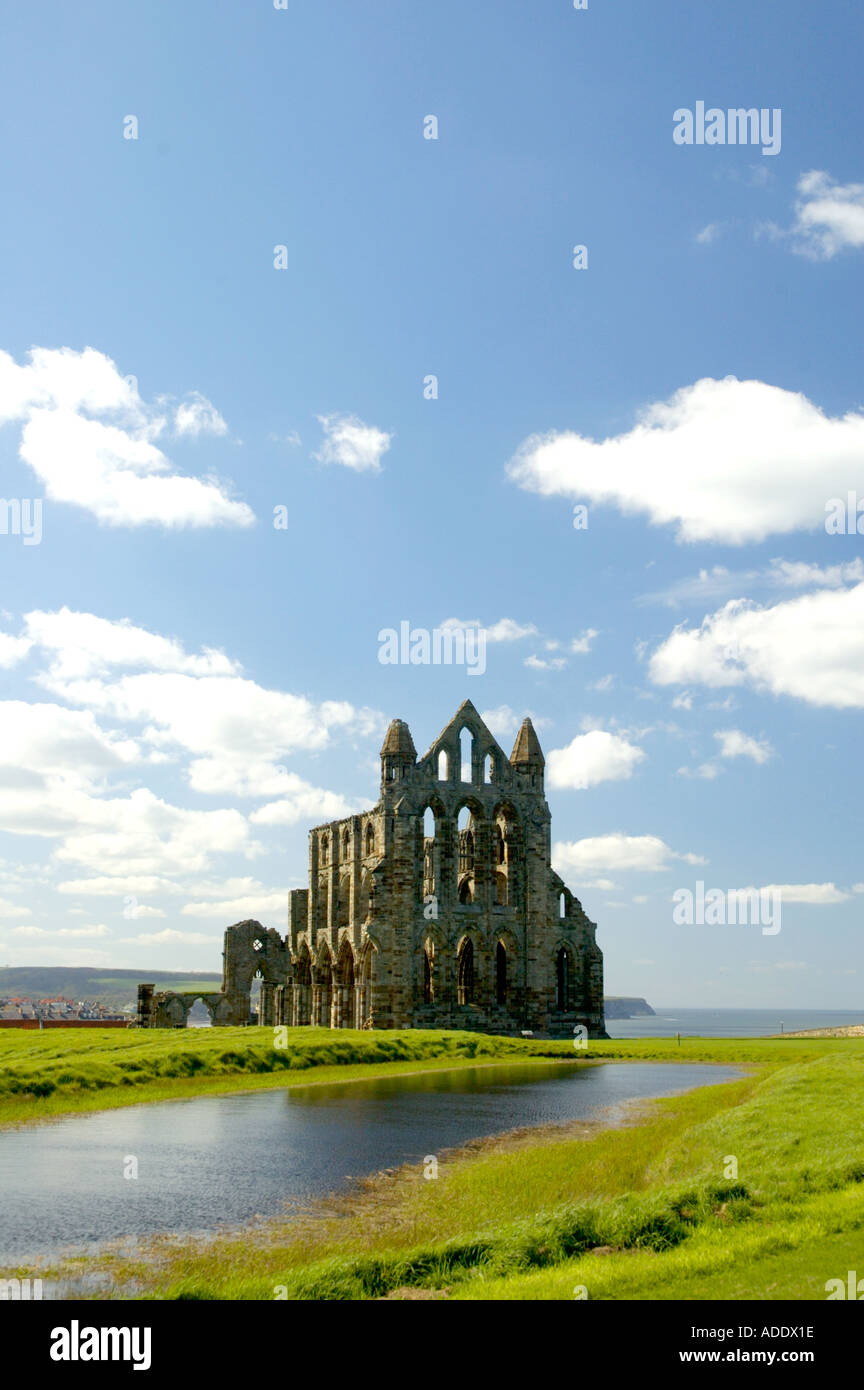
[138,702,606,1037]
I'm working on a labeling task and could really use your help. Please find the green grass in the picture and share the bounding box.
[0,1026,589,1127]
[102,1046,864,1300]
[4,1029,864,1300]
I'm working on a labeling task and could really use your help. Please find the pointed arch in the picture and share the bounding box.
[314,943,333,1027]
[293,943,311,1026]
[358,939,378,1028]
[459,727,473,782]
[457,936,476,1005]
[495,940,508,1005]
[335,937,356,1028]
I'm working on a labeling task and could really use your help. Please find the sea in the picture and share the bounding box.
[606,1008,864,1039]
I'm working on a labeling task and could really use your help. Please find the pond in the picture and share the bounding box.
[0,1060,739,1264]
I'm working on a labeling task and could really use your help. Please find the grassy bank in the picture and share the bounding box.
[0,1026,585,1127]
[107,1044,861,1301]
[1,1025,856,1129]
[5,1029,864,1300]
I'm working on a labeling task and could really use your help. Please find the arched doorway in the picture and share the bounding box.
[358,942,377,1027]
[335,940,356,1028]
[457,938,475,1005]
[495,942,507,1006]
[293,946,311,1025]
[313,948,332,1027]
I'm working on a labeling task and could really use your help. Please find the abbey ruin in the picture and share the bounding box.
[138,701,607,1038]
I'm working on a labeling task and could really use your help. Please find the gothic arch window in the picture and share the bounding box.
[457,938,475,1005]
[496,941,507,1005]
[560,892,566,919]
[556,946,572,1011]
[437,749,449,781]
[423,946,433,1004]
[321,835,329,866]
[337,875,350,933]
[483,753,493,784]
[495,871,508,907]
[422,807,436,897]
[342,830,350,860]
[365,823,375,857]
[459,728,472,782]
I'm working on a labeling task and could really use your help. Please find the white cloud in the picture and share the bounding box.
[25,607,239,680]
[0,897,31,918]
[715,729,773,763]
[314,413,391,473]
[786,170,864,260]
[676,763,721,780]
[0,631,32,668]
[509,377,864,544]
[23,608,381,796]
[173,392,228,438]
[181,892,287,919]
[250,778,358,827]
[480,705,520,737]
[553,833,705,875]
[440,617,538,643]
[649,583,864,708]
[695,223,723,244]
[762,882,851,905]
[570,629,599,654]
[525,654,567,671]
[641,557,864,609]
[9,924,110,938]
[123,928,216,947]
[0,346,253,528]
[547,730,645,790]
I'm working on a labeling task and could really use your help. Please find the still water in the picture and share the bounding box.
[0,1060,739,1263]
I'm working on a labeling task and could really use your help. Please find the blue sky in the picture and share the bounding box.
[0,0,862,1007]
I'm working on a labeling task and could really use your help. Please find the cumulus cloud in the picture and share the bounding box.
[509,377,864,544]
[570,629,599,654]
[553,833,705,875]
[714,729,773,763]
[785,170,864,259]
[649,583,864,708]
[314,413,392,473]
[0,346,252,528]
[547,730,645,790]
[172,392,228,438]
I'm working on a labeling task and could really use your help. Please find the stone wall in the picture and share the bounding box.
[139,702,607,1038]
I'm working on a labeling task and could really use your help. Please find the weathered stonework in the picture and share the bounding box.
[138,702,607,1038]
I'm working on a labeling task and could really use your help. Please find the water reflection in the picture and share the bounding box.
[0,1060,739,1263]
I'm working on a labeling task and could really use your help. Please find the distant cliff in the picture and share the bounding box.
[604,996,656,1019]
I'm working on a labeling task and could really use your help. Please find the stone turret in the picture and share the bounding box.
[380,717,417,785]
[510,717,545,790]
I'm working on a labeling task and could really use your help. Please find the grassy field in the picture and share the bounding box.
[0,1026,586,1127]
[3,1028,863,1300]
